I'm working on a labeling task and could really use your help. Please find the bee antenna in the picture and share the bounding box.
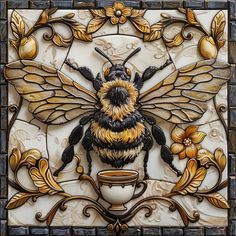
[123,47,141,65]
[95,47,114,65]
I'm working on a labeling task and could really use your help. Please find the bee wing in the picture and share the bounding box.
[139,60,230,124]
[4,60,98,124]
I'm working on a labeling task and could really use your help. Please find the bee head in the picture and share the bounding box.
[95,47,141,81]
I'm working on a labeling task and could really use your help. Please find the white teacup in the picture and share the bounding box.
[97,169,146,211]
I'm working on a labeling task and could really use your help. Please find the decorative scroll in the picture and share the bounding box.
[10,8,92,59]
[10,5,226,60]
[7,140,228,233]
[143,9,225,59]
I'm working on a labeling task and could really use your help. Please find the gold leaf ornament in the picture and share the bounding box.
[51,33,73,47]
[36,8,57,25]
[197,148,226,172]
[214,148,226,172]
[129,16,150,34]
[196,149,214,167]
[87,9,107,34]
[172,159,207,195]
[165,33,184,48]
[129,9,150,34]
[186,9,198,25]
[206,192,229,209]
[9,148,41,172]
[29,158,63,195]
[211,10,225,49]
[72,23,92,42]
[130,9,146,18]
[10,10,25,40]
[143,22,163,41]
[6,192,39,210]
[36,9,50,25]
[172,159,197,193]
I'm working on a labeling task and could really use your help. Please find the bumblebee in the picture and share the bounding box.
[4,47,230,179]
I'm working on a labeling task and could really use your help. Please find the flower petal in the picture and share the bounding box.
[119,15,127,24]
[190,131,206,144]
[171,126,185,143]
[110,16,119,24]
[122,7,132,17]
[186,144,198,158]
[170,143,185,154]
[185,125,198,137]
[179,150,186,160]
[105,7,114,17]
[113,2,125,10]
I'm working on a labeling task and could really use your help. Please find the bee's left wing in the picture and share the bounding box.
[139,60,230,124]
[4,60,98,124]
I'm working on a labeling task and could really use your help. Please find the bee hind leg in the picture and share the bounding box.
[143,129,154,180]
[53,115,93,177]
[143,115,182,177]
[82,128,94,176]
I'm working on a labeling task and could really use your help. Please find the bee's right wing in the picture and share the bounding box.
[4,60,98,124]
[138,60,230,124]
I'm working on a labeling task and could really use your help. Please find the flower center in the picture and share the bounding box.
[183,138,192,146]
[115,10,122,17]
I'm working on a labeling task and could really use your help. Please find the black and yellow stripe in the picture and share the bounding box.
[91,110,145,167]
[91,79,145,167]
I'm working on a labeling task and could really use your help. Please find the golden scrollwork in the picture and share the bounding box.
[10,4,226,61]
[167,125,229,210]
[87,2,150,34]
[10,8,92,59]
[7,141,228,232]
[7,148,69,210]
[143,8,225,59]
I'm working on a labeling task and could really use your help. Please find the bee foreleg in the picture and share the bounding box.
[65,59,95,82]
[142,58,173,82]
[143,115,182,177]
[53,115,93,176]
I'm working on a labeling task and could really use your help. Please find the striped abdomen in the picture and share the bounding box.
[91,111,145,167]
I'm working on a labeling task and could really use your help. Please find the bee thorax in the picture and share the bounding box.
[106,86,129,106]
[98,79,139,121]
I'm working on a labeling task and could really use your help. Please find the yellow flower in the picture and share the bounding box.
[105,2,132,25]
[170,126,206,160]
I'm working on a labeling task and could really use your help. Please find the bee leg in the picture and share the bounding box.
[143,115,182,177]
[65,59,102,91]
[133,72,143,91]
[82,128,94,176]
[93,73,103,91]
[143,129,153,180]
[142,58,173,82]
[53,115,93,177]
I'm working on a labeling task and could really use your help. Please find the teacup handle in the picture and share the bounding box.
[132,180,147,199]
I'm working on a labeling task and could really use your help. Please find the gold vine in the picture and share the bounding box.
[168,125,228,209]
[10,8,92,59]
[7,127,228,232]
[10,4,226,60]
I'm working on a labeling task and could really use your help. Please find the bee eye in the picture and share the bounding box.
[126,68,131,76]
[104,68,110,77]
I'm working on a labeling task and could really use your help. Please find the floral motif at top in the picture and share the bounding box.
[105,2,132,25]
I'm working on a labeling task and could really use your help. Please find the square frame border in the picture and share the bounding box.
[0,0,236,235]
